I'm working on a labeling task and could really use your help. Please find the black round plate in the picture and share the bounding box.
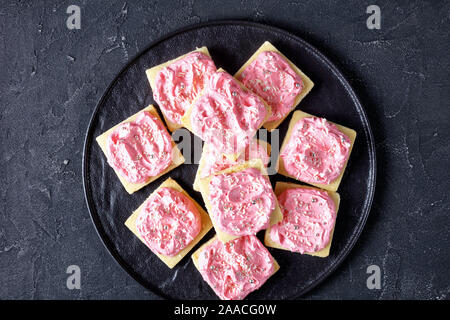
[83,21,376,300]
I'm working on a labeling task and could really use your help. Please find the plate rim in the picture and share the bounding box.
[82,19,377,300]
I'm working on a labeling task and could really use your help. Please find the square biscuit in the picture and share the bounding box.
[234,41,314,131]
[193,139,271,192]
[145,46,213,132]
[276,110,357,192]
[96,104,185,194]
[191,235,280,297]
[264,181,340,258]
[198,159,282,243]
[124,177,213,269]
[192,235,280,274]
[181,68,272,159]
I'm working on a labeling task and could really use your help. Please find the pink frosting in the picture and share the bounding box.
[136,187,201,257]
[197,235,274,300]
[106,111,172,184]
[200,141,270,179]
[270,188,336,253]
[153,51,217,124]
[190,71,267,154]
[208,168,276,236]
[237,51,303,122]
[280,117,351,184]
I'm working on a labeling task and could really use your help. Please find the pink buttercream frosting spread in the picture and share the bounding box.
[197,235,274,300]
[106,111,172,184]
[208,167,276,236]
[136,187,201,257]
[237,51,303,122]
[270,187,336,253]
[200,141,270,179]
[153,51,217,124]
[280,117,351,184]
[190,71,268,154]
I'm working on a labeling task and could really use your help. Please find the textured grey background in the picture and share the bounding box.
[0,0,449,299]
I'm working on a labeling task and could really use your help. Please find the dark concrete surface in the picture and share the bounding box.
[0,0,449,299]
